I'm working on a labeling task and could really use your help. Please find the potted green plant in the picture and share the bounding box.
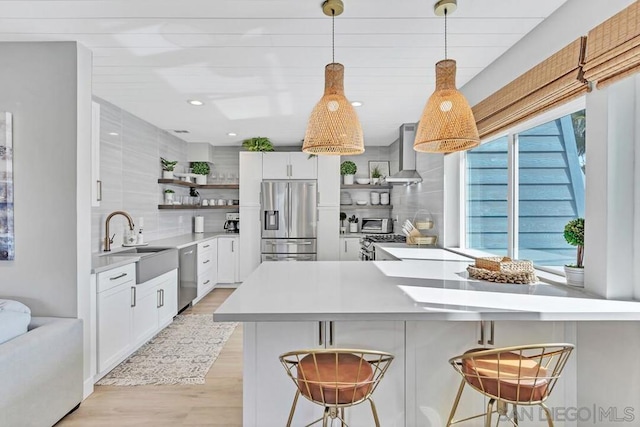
[371,166,382,185]
[563,217,585,287]
[340,161,357,185]
[164,188,175,204]
[191,161,210,185]
[161,157,178,179]
[242,136,274,152]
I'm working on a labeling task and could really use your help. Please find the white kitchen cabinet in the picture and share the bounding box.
[194,239,217,304]
[317,156,340,206]
[317,207,339,261]
[406,321,482,427]
[96,264,135,374]
[330,321,406,427]
[218,236,239,283]
[239,152,263,206]
[239,206,261,281]
[339,237,361,260]
[244,322,322,427]
[96,265,178,381]
[262,152,317,179]
[132,269,179,347]
[243,320,405,427]
[91,101,101,207]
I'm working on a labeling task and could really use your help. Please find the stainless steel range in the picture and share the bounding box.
[360,234,406,261]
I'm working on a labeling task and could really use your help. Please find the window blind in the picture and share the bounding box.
[583,1,640,89]
[472,38,588,140]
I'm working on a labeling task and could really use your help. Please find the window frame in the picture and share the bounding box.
[453,97,586,270]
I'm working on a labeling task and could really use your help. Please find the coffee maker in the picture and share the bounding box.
[224,213,239,233]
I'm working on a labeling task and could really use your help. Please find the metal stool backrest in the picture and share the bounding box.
[449,343,574,405]
[279,348,394,408]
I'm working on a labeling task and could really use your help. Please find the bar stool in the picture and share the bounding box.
[446,343,574,427]
[279,349,394,427]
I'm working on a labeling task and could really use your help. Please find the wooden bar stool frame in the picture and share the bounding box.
[279,348,394,427]
[446,343,574,427]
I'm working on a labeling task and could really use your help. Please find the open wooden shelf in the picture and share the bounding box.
[158,179,239,189]
[158,204,240,210]
[340,184,391,190]
[340,204,393,210]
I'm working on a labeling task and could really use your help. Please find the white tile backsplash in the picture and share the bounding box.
[91,97,240,252]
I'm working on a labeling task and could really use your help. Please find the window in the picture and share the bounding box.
[465,109,586,268]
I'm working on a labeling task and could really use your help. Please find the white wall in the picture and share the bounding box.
[0,42,92,318]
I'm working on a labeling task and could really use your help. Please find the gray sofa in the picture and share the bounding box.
[0,317,83,427]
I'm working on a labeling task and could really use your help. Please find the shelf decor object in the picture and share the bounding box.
[0,112,14,260]
[302,0,364,156]
[467,257,537,285]
[563,217,584,287]
[414,0,479,153]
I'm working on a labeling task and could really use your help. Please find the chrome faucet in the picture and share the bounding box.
[104,210,135,252]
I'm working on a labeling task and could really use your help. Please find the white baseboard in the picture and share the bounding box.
[83,378,94,399]
[216,283,240,289]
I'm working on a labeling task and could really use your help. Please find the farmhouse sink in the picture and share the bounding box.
[108,247,178,283]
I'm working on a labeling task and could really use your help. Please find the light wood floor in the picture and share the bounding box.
[57,288,243,427]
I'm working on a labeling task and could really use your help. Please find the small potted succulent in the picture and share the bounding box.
[191,161,210,185]
[242,136,274,152]
[164,188,175,204]
[371,166,383,185]
[340,161,357,185]
[161,157,178,179]
[563,217,585,287]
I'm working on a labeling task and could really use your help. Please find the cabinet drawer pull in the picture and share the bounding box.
[478,321,485,345]
[110,272,127,280]
[488,321,495,345]
[131,286,136,308]
[329,321,334,346]
[203,259,210,264]
[318,321,324,346]
[157,289,161,308]
[232,241,235,252]
[203,244,210,248]
[161,289,165,307]
[203,280,210,285]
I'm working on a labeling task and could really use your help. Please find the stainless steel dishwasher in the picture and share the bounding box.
[178,245,197,312]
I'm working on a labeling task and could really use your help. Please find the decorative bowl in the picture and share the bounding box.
[356,200,368,205]
[356,178,370,185]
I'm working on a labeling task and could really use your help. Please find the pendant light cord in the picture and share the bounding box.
[444,7,448,60]
[332,9,335,64]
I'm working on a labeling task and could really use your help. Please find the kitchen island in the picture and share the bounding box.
[214,253,640,426]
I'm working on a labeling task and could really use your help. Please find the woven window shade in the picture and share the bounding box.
[473,38,588,140]
[302,63,364,155]
[583,2,640,89]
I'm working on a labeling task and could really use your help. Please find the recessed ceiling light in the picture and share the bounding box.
[173,130,190,134]
[187,99,204,106]
[351,101,363,107]
[227,132,237,137]
[108,132,119,136]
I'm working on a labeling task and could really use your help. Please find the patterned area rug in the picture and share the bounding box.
[97,314,238,386]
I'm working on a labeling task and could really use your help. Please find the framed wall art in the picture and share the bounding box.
[368,160,390,180]
[0,112,14,260]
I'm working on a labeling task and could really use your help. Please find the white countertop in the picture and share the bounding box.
[375,245,473,261]
[91,232,237,273]
[214,257,640,322]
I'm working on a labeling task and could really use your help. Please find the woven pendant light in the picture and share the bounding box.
[302,0,364,155]
[414,0,479,153]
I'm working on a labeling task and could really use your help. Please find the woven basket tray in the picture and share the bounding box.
[467,265,538,285]
[475,257,533,273]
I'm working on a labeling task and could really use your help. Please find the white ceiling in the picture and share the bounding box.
[0,0,568,147]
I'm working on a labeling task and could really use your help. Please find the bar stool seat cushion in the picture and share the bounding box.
[296,353,374,404]
[462,351,549,402]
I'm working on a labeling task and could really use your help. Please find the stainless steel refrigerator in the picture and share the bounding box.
[261,180,317,261]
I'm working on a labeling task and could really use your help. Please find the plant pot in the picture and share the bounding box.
[162,170,174,179]
[340,226,346,234]
[349,223,358,233]
[564,265,584,287]
[371,177,379,185]
[195,174,208,185]
[343,174,355,185]
[164,193,174,204]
